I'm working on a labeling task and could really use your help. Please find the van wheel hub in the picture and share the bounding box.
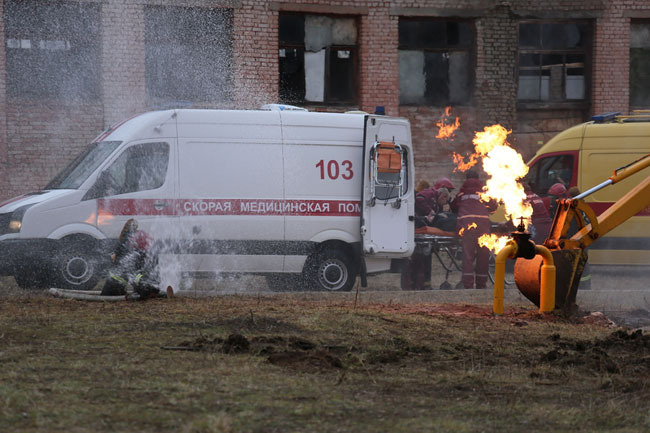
[318,259,347,291]
[65,256,91,282]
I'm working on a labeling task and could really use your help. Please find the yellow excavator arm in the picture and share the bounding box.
[514,153,650,311]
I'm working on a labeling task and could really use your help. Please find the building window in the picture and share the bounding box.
[517,21,591,102]
[145,6,232,105]
[398,18,474,106]
[4,0,101,100]
[630,21,650,108]
[279,14,358,104]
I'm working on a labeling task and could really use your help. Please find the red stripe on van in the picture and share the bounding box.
[98,198,362,217]
[92,114,140,143]
[0,194,27,209]
[587,202,650,217]
[98,199,177,216]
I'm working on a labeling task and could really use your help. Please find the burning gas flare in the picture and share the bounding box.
[453,124,534,251]
[436,106,460,139]
[477,126,532,228]
[478,233,510,253]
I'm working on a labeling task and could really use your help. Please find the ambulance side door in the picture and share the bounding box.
[361,116,414,256]
[86,139,178,240]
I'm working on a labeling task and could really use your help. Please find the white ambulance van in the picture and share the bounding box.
[0,105,415,292]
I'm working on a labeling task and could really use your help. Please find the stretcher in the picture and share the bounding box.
[414,226,508,289]
[414,226,462,289]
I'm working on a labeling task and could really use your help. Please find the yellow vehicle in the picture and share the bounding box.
[525,111,650,265]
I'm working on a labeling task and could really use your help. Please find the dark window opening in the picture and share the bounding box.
[145,6,233,105]
[630,21,650,108]
[4,0,101,100]
[398,18,474,106]
[279,13,358,104]
[518,21,591,103]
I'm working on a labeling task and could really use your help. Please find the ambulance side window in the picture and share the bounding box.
[372,145,409,201]
[98,142,169,197]
[527,154,573,196]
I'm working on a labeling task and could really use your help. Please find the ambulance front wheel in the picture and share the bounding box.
[304,247,357,292]
[55,238,105,290]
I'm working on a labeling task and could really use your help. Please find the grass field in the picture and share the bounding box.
[1,285,649,433]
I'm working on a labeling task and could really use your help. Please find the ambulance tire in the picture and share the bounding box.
[14,268,50,290]
[304,248,357,292]
[265,274,303,292]
[54,238,104,291]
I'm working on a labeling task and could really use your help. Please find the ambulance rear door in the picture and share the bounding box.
[361,115,414,257]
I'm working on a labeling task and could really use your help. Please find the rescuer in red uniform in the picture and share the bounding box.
[524,183,553,244]
[545,182,568,218]
[450,170,496,289]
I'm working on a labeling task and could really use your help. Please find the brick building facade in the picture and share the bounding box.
[1,0,649,201]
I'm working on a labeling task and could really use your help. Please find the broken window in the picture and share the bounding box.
[4,0,101,100]
[279,13,358,104]
[630,21,650,108]
[145,6,233,105]
[398,19,473,105]
[517,21,591,102]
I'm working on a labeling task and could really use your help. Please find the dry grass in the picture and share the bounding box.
[0,287,649,433]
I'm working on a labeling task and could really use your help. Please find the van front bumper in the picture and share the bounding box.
[0,238,58,276]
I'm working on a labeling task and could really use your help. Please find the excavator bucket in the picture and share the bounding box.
[514,248,587,311]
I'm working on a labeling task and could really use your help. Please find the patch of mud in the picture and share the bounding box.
[366,337,433,365]
[164,333,344,371]
[267,350,343,370]
[540,329,650,376]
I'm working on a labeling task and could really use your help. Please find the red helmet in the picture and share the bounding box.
[131,230,152,251]
[434,177,455,191]
[547,183,567,197]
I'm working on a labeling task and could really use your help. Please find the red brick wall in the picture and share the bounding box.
[101,1,148,127]
[592,2,630,114]
[359,8,399,116]
[2,0,650,202]
[5,102,103,197]
[232,1,279,108]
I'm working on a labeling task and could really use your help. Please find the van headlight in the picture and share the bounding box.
[8,219,21,232]
[8,204,34,233]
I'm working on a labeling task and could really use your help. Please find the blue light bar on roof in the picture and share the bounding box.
[591,112,621,123]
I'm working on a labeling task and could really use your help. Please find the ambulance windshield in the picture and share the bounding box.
[45,141,122,190]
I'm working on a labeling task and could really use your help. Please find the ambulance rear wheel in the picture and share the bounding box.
[304,248,357,292]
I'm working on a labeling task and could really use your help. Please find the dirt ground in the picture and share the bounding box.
[1,274,649,433]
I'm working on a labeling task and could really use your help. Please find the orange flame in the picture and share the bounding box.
[436,106,460,139]
[97,209,115,226]
[458,222,478,237]
[84,212,97,225]
[454,124,533,229]
[478,234,511,253]
[477,126,532,228]
[452,151,479,172]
